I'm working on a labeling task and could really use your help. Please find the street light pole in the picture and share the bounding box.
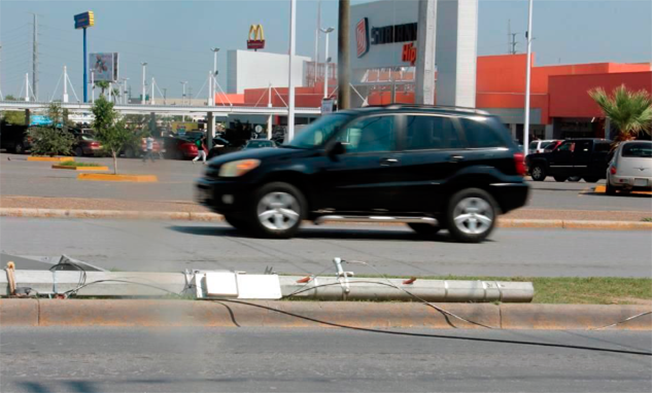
[141,62,147,104]
[523,0,534,156]
[287,0,297,142]
[337,0,351,110]
[314,0,322,86]
[321,27,334,99]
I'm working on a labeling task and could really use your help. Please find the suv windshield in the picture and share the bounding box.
[286,114,352,148]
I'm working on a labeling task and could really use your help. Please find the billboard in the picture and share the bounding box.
[89,53,119,82]
[74,11,94,29]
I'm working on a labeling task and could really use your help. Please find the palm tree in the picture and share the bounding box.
[589,84,652,142]
[95,81,111,96]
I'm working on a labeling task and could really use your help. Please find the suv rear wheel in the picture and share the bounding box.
[446,188,497,243]
[247,182,305,239]
[407,223,441,236]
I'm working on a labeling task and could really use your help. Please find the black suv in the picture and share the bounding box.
[196,105,529,242]
[0,121,31,154]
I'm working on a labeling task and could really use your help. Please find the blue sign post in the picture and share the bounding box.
[74,12,94,103]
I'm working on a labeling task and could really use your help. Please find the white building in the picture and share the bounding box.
[349,0,479,107]
[226,50,311,94]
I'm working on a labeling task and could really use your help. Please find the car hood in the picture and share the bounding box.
[207,146,304,166]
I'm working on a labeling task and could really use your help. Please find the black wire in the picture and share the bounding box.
[211,298,652,357]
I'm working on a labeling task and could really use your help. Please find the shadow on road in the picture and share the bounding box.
[167,225,468,243]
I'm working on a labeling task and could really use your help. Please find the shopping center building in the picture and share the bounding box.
[219,0,651,141]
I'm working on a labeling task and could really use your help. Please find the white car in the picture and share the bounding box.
[528,140,560,154]
[606,140,652,195]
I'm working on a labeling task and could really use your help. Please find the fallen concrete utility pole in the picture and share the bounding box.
[1,269,533,303]
[279,276,533,303]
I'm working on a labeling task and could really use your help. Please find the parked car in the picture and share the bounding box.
[0,121,31,153]
[122,138,163,158]
[243,139,278,149]
[528,140,560,154]
[196,105,529,243]
[606,141,652,195]
[70,130,102,157]
[160,136,198,160]
[207,137,241,159]
[526,138,612,182]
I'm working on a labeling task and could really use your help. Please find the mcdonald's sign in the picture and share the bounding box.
[247,24,265,50]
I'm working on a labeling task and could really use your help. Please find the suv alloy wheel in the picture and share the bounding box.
[446,188,497,243]
[248,182,306,239]
[530,164,546,181]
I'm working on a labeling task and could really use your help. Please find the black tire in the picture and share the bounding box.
[445,188,498,243]
[74,147,84,157]
[223,215,251,232]
[407,223,441,236]
[530,164,547,181]
[553,176,567,182]
[14,143,24,154]
[583,177,599,183]
[245,182,306,239]
[605,182,617,196]
[568,176,581,182]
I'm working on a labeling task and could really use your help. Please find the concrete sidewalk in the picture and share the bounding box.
[1,299,650,330]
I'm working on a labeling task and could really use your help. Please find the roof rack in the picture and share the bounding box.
[380,104,490,115]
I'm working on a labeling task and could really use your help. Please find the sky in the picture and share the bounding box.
[1,0,650,101]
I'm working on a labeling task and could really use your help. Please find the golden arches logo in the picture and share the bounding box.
[247,24,265,50]
[248,24,265,41]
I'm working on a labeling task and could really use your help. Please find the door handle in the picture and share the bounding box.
[449,155,465,163]
[380,158,399,166]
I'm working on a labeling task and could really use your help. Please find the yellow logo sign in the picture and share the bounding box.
[247,24,265,50]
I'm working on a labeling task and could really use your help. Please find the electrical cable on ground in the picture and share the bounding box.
[590,311,652,330]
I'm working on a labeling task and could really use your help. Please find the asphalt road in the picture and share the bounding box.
[1,153,651,212]
[1,218,650,277]
[1,327,650,393]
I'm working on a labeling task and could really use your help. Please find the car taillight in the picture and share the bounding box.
[610,165,617,175]
[90,142,100,147]
[514,153,526,176]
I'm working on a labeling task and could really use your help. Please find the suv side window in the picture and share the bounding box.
[337,115,395,153]
[460,118,506,148]
[557,141,574,152]
[405,115,462,150]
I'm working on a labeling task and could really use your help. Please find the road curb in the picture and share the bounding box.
[77,173,158,182]
[0,300,649,330]
[2,208,651,230]
[52,164,110,171]
[26,156,74,162]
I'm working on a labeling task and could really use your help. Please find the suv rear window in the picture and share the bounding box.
[622,142,652,158]
[460,118,507,148]
[405,115,462,150]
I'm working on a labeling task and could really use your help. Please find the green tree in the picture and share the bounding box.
[27,103,75,157]
[91,96,133,174]
[5,94,17,101]
[1,111,26,125]
[589,84,652,142]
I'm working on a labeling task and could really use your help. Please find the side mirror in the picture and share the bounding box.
[328,141,346,158]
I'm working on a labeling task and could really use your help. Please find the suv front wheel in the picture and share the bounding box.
[446,188,497,243]
[247,182,305,239]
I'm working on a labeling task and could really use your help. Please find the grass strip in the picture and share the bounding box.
[288,275,651,305]
[59,161,103,167]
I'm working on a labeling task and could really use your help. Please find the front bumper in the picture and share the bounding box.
[195,177,254,214]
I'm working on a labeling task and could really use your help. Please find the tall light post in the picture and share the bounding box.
[180,80,188,104]
[523,0,534,156]
[313,0,322,85]
[141,62,147,104]
[211,48,220,75]
[287,0,297,142]
[321,27,334,99]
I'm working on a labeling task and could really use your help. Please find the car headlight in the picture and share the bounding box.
[218,159,261,177]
